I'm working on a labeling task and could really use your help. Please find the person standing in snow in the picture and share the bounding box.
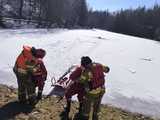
[13,45,37,105]
[77,56,109,120]
[62,66,86,120]
[13,45,47,105]
[31,49,47,100]
[62,56,109,120]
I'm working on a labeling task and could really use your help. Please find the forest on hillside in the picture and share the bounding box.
[0,0,160,41]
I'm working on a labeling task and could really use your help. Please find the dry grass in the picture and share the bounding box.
[0,84,158,120]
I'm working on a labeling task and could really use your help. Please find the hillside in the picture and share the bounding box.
[0,29,160,118]
[0,84,155,120]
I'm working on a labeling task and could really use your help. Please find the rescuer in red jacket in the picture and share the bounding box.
[31,49,47,100]
[13,45,38,105]
[63,56,110,120]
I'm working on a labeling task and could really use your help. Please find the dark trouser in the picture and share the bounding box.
[16,72,36,104]
[63,82,85,118]
[37,79,45,94]
[32,75,45,99]
[65,82,85,102]
[83,90,105,120]
[37,80,45,99]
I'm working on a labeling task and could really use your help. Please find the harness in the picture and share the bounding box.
[15,46,35,74]
[79,63,106,98]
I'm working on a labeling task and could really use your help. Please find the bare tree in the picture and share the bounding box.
[19,0,23,18]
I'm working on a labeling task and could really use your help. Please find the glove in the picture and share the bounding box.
[42,75,47,81]
[13,67,16,74]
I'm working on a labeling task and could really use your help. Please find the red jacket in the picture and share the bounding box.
[15,45,33,70]
[32,59,47,90]
[66,67,85,102]
[69,66,83,81]
[89,63,106,89]
[69,63,109,89]
[32,59,47,80]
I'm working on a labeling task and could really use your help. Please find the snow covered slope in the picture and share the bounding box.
[0,29,160,118]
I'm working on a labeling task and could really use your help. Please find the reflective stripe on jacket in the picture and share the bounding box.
[32,59,46,75]
[69,63,107,90]
[17,68,27,74]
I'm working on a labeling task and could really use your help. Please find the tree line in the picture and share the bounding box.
[0,0,88,28]
[0,0,160,41]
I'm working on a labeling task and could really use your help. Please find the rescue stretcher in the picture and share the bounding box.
[46,65,77,101]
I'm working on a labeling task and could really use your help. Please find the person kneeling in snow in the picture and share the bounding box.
[31,49,47,100]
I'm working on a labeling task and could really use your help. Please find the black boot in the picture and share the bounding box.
[18,93,27,104]
[37,91,42,100]
[28,95,37,106]
[78,102,83,113]
[60,100,71,120]
[73,102,84,120]
[93,113,98,120]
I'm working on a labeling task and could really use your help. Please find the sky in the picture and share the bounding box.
[87,0,160,12]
